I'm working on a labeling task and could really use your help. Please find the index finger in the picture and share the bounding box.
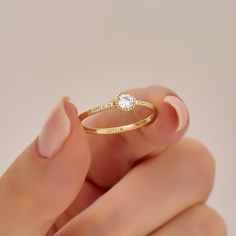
[82,85,189,188]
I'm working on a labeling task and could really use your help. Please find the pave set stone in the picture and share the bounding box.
[135,100,153,109]
[87,92,154,115]
[88,102,115,115]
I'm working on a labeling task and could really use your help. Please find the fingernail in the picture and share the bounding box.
[164,95,189,132]
[64,97,78,118]
[37,97,76,158]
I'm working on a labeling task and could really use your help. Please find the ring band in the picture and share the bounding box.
[79,91,158,135]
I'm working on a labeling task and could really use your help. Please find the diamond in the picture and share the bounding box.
[117,93,134,110]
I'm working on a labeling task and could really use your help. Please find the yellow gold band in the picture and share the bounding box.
[79,91,158,135]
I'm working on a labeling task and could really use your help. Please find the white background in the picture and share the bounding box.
[0,0,235,234]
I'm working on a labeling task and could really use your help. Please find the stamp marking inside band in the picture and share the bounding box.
[107,127,125,133]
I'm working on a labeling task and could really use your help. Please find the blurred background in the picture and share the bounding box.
[0,0,235,234]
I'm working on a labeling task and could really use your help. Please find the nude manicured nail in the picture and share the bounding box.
[37,97,72,158]
[164,95,189,132]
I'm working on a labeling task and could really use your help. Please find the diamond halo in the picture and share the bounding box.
[114,92,136,111]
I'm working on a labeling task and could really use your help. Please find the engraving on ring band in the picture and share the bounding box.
[108,127,125,133]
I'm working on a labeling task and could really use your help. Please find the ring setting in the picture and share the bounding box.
[79,91,158,135]
[115,92,136,111]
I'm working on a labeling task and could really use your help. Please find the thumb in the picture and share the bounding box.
[0,97,91,236]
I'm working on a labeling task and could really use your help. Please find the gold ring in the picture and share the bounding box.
[79,91,158,135]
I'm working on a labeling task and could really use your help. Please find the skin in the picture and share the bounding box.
[0,85,227,236]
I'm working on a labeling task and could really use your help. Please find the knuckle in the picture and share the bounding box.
[171,138,215,198]
[200,206,227,236]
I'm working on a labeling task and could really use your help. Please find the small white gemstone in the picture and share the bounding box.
[118,94,134,109]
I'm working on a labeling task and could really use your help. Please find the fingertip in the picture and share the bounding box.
[37,97,72,159]
[134,86,189,145]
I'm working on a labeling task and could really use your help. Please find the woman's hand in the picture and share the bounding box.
[0,86,227,236]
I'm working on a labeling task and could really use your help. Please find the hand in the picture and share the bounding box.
[0,86,226,236]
